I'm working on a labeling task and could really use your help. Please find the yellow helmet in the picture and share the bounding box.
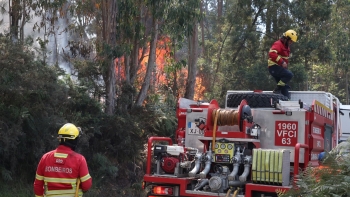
[58,123,80,140]
[283,30,298,42]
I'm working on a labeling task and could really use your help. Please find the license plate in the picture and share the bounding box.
[187,122,204,135]
[188,128,204,135]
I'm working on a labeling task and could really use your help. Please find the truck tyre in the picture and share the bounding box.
[226,92,288,108]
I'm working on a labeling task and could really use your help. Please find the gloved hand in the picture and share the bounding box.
[282,61,288,68]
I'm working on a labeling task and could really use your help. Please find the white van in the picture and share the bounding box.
[340,104,350,143]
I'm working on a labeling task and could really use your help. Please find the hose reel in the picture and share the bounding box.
[211,105,252,128]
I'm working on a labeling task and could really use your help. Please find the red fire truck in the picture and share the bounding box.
[142,90,342,197]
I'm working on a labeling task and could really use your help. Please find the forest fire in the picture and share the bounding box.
[115,37,205,101]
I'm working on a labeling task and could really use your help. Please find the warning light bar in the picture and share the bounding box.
[152,186,174,195]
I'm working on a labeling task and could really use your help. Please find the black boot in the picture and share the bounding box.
[273,85,283,94]
[281,85,291,99]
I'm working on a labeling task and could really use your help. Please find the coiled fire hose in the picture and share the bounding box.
[211,109,239,152]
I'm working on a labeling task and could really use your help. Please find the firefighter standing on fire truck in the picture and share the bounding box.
[268,29,298,98]
[34,123,92,197]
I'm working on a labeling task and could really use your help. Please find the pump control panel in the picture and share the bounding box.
[214,142,234,163]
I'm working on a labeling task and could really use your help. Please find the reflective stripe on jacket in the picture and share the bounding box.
[268,39,290,67]
[34,145,92,196]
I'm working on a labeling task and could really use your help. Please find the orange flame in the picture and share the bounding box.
[115,37,205,100]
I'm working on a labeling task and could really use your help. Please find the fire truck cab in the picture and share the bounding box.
[143,90,341,197]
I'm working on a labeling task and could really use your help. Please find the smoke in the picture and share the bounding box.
[0,0,72,73]
[0,1,10,34]
[46,1,71,73]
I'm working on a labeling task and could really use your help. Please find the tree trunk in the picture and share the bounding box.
[217,0,223,18]
[172,70,178,98]
[171,37,178,98]
[135,18,158,106]
[184,23,199,100]
[130,37,139,85]
[231,4,264,63]
[20,0,26,42]
[105,58,116,114]
[346,70,349,104]
[304,58,309,90]
[125,55,131,84]
[10,0,21,40]
[102,0,117,115]
[200,0,205,56]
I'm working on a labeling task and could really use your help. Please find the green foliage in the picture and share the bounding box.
[0,167,12,181]
[244,62,276,91]
[291,0,332,23]
[199,0,344,101]
[280,145,350,197]
[162,0,202,37]
[0,35,67,181]
[145,92,177,138]
[0,179,33,197]
[3,0,350,195]
[0,33,178,196]
[310,64,335,91]
[117,81,137,111]
[289,63,308,90]
[89,153,118,187]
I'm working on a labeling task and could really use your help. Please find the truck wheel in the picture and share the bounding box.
[226,92,288,108]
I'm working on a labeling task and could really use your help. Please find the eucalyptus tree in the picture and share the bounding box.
[198,0,294,102]
[260,0,294,54]
[115,0,143,86]
[185,10,200,100]
[28,0,118,114]
[197,0,222,100]
[114,0,202,106]
[199,0,268,102]
[160,0,201,100]
[259,0,305,92]
[289,0,332,90]
[99,0,118,115]
[0,0,58,43]
[32,0,119,115]
[182,0,201,100]
[328,0,350,104]
[0,0,75,64]
[112,0,150,109]
[2,0,29,41]
[107,0,165,107]
[134,0,163,106]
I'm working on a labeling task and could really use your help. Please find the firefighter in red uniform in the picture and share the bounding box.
[34,123,92,197]
[268,29,298,98]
